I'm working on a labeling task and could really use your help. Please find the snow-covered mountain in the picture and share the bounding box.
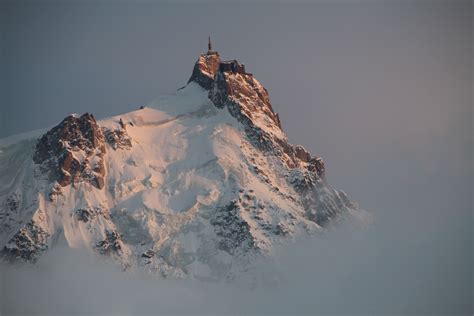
[0,45,368,280]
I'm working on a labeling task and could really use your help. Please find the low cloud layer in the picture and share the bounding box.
[1,207,471,315]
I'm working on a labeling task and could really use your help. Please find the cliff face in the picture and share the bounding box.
[189,51,326,187]
[33,113,107,190]
[187,53,221,90]
[0,48,368,279]
[190,52,282,134]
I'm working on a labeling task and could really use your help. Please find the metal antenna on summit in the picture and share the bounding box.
[206,36,217,55]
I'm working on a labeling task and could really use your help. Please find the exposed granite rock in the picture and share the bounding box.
[308,156,325,178]
[210,201,255,255]
[96,230,122,255]
[1,220,49,262]
[0,192,21,234]
[48,183,63,202]
[190,52,308,172]
[141,249,155,259]
[187,52,323,169]
[5,193,21,214]
[209,65,281,130]
[189,51,281,136]
[75,206,110,223]
[103,126,132,150]
[293,145,311,162]
[188,53,221,90]
[288,160,353,227]
[33,113,106,189]
[306,188,356,226]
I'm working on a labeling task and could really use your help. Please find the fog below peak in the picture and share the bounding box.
[1,1,472,315]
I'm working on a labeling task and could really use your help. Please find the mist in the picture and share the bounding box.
[1,1,472,315]
[1,210,471,315]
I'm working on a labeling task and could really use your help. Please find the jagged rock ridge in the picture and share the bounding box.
[33,113,106,189]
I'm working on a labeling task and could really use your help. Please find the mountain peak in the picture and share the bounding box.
[188,40,249,88]
[188,41,283,148]
[0,45,369,279]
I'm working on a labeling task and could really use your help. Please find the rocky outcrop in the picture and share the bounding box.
[210,201,255,255]
[288,158,353,227]
[293,145,311,162]
[188,52,326,173]
[96,230,123,255]
[189,51,281,135]
[2,220,49,262]
[188,53,221,90]
[0,192,22,232]
[103,126,132,150]
[211,69,281,129]
[33,113,106,189]
[75,206,110,223]
[308,156,325,177]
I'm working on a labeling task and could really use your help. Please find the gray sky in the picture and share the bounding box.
[0,1,472,314]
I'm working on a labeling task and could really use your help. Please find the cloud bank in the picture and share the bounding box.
[1,208,471,315]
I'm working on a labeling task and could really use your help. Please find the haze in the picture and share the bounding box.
[1,1,472,315]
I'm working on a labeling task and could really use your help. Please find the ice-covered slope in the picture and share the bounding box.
[0,48,368,280]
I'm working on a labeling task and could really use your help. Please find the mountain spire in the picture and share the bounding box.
[207,36,217,55]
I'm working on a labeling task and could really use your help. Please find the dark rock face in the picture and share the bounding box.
[289,163,354,226]
[0,192,22,240]
[96,230,122,255]
[189,52,280,130]
[141,249,155,265]
[2,220,49,262]
[33,113,106,189]
[293,145,311,162]
[5,193,20,214]
[188,53,221,90]
[103,127,132,150]
[75,207,110,223]
[209,66,281,130]
[48,183,63,202]
[141,249,155,259]
[308,157,325,178]
[211,201,255,255]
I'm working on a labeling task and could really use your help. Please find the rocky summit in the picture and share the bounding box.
[0,42,369,280]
